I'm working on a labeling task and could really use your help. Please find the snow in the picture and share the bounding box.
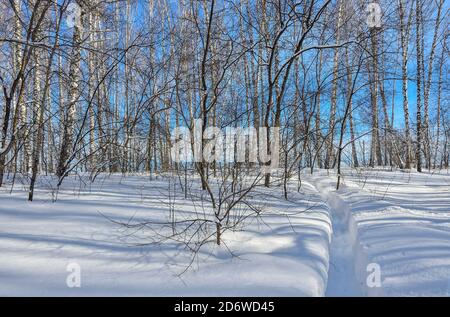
[0,169,449,296]
[339,169,450,296]
[0,174,331,296]
[311,177,363,296]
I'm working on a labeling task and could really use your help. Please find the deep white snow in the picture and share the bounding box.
[0,169,449,296]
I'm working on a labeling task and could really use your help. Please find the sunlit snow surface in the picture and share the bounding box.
[0,169,449,296]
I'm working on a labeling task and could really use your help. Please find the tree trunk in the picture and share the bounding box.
[56,6,83,177]
[415,0,423,172]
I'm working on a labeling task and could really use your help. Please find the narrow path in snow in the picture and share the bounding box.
[312,178,363,296]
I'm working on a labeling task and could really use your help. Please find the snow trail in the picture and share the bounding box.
[312,178,363,296]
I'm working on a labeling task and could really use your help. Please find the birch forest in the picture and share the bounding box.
[0,0,448,198]
[0,0,449,297]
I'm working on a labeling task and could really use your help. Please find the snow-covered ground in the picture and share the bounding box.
[339,169,450,296]
[0,173,331,296]
[0,169,449,296]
